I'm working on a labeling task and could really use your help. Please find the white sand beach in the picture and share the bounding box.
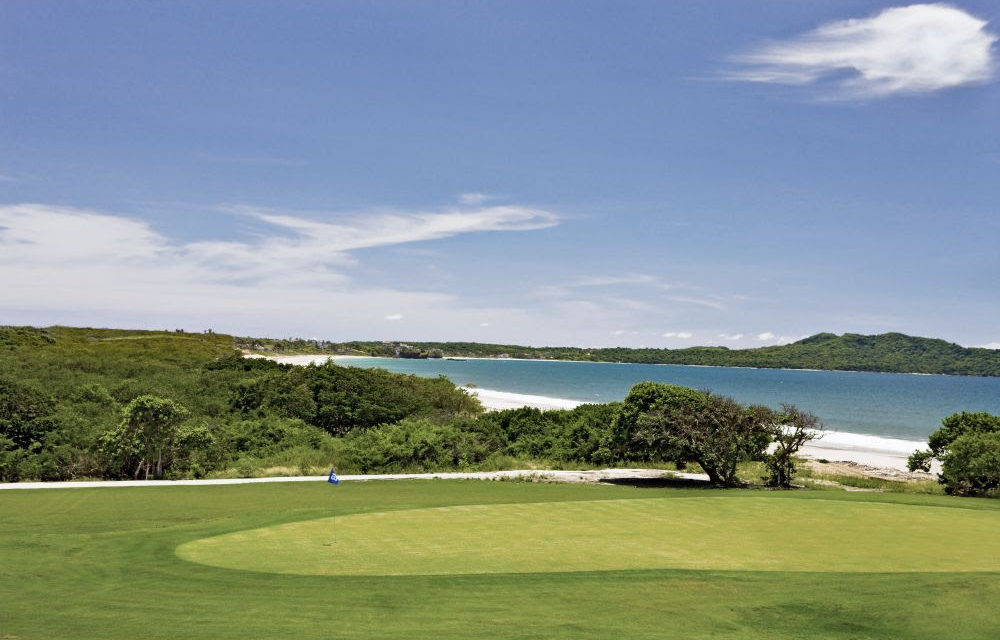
[253,355,931,474]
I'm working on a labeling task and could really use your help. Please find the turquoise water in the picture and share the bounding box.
[333,357,1000,441]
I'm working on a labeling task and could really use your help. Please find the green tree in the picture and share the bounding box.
[908,411,1000,472]
[607,382,774,487]
[764,405,818,488]
[601,382,709,464]
[908,411,1000,496]
[99,395,189,479]
[938,431,1000,496]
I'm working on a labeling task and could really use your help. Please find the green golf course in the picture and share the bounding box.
[3,480,1000,639]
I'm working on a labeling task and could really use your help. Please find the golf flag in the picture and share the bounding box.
[327,468,340,485]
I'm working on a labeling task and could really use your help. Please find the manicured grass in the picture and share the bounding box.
[2,480,1000,639]
[180,497,1000,575]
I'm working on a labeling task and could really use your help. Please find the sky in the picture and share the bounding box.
[1,1,998,348]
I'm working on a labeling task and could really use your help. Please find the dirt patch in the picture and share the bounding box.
[805,459,934,482]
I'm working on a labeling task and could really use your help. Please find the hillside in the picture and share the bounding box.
[0,325,480,481]
[241,332,1000,377]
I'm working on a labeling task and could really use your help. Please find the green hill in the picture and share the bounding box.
[249,332,1000,377]
[0,325,479,481]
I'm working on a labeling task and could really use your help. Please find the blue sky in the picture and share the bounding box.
[1,1,998,348]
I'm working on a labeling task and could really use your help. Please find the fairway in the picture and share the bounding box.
[4,481,1000,640]
[178,497,1000,575]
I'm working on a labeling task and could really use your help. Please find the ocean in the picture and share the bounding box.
[316,356,1000,444]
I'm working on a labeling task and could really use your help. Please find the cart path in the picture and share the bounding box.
[0,468,708,490]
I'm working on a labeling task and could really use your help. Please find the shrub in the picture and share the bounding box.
[341,419,490,473]
[939,431,1000,496]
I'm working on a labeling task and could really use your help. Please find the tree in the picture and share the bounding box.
[764,404,818,488]
[938,431,1000,496]
[908,411,1000,496]
[99,395,188,479]
[608,382,773,487]
[908,411,1000,471]
[602,382,709,464]
[604,382,817,487]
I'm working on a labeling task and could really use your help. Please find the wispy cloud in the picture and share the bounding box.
[663,331,693,339]
[718,333,744,341]
[572,274,661,288]
[728,4,997,99]
[979,342,1000,350]
[458,192,494,205]
[384,314,404,321]
[757,332,776,341]
[194,152,307,167]
[663,295,727,311]
[0,201,559,334]
[218,203,558,257]
[539,273,729,311]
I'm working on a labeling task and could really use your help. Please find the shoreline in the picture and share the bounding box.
[261,354,932,473]
[464,386,928,472]
[256,352,992,379]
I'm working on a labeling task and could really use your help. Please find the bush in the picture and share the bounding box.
[470,403,618,463]
[939,431,1000,496]
[341,419,490,473]
[0,377,57,449]
[223,417,332,457]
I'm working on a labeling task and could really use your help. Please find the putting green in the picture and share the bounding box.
[177,497,1000,576]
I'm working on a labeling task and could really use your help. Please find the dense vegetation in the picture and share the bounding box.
[241,332,1000,376]
[0,326,478,481]
[1,326,813,486]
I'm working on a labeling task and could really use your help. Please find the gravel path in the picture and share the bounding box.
[0,468,708,490]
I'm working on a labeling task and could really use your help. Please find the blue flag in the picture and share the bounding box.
[327,468,340,485]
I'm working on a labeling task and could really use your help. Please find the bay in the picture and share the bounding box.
[325,356,1000,442]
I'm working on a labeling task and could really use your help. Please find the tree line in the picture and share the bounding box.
[242,332,1000,377]
[2,326,998,495]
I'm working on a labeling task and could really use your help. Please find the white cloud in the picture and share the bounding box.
[729,4,998,98]
[663,331,693,339]
[755,332,807,345]
[611,329,627,336]
[195,152,306,167]
[719,333,744,341]
[0,202,560,336]
[665,295,727,311]
[540,274,729,311]
[227,203,558,258]
[384,314,403,321]
[458,192,493,205]
[480,322,490,327]
[573,274,659,287]
[979,342,1000,350]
